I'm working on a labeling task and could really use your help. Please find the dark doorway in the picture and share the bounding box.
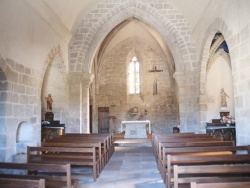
[98,107,109,133]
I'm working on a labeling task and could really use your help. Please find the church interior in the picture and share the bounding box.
[1,0,250,187]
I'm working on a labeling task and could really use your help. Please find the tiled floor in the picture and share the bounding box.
[77,146,165,188]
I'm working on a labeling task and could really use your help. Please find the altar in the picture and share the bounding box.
[121,120,151,138]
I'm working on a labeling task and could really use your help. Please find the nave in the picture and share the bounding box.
[78,146,164,188]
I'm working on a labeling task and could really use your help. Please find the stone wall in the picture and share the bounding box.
[95,38,178,133]
[0,57,41,161]
[70,0,199,133]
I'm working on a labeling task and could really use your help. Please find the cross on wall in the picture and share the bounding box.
[149,66,163,95]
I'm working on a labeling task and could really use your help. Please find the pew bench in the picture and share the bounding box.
[0,162,78,188]
[157,141,235,177]
[42,141,105,171]
[174,164,250,188]
[166,154,250,188]
[27,146,100,182]
[190,181,250,188]
[47,133,113,165]
[0,178,45,188]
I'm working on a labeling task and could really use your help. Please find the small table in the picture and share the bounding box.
[121,120,151,138]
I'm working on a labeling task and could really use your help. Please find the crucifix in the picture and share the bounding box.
[149,66,163,95]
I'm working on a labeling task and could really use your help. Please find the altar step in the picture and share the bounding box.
[114,133,152,147]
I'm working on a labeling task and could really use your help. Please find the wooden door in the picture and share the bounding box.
[98,107,109,133]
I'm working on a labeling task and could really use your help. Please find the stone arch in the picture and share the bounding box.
[199,18,233,95]
[42,45,65,75]
[199,18,234,131]
[41,45,69,122]
[70,0,195,74]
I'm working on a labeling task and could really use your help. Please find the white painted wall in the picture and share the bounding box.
[206,57,234,121]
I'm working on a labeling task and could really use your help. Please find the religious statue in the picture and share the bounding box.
[221,88,230,107]
[45,94,53,111]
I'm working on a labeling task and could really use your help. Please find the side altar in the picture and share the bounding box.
[120,120,151,138]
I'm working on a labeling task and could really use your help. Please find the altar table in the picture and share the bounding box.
[121,120,151,138]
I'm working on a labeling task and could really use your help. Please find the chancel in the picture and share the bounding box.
[1,0,250,187]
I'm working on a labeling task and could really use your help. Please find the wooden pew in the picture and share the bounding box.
[153,134,221,159]
[174,164,250,188]
[51,133,114,164]
[27,146,100,182]
[0,162,77,188]
[0,178,45,188]
[191,181,250,188]
[157,141,234,177]
[155,138,228,170]
[42,141,105,171]
[166,154,250,188]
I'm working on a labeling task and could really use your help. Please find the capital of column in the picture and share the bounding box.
[82,72,94,88]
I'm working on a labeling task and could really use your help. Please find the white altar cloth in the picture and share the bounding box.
[121,120,151,138]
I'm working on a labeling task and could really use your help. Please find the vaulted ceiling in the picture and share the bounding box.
[26,0,228,74]
[30,0,226,35]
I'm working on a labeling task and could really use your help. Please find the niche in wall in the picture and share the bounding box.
[206,32,234,121]
[16,121,36,154]
[41,53,69,123]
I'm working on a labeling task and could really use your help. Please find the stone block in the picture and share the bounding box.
[21,74,29,85]
[25,67,31,74]
[6,58,15,70]
[19,95,28,104]
[15,64,24,73]
[0,135,6,147]
[25,105,33,116]
[26,87,35,95]
[0,72,7,81]
[13,84,25,94]
[29,117,37,124]
[5,66,18,83]
[0,118,6,132]
[13,104,25,117]
[28,96,37,105]
[0,57,6,71]
[29,77,37,87]
[0,91,10,102]
[11,93,18,103]
[0,103,12,116]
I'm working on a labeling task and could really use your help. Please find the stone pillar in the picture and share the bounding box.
[173,72,187,131]
[81,73,94,133]
[174,70,200,133]
[68,72,82,133]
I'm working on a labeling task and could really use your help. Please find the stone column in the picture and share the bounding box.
[173,72,187,131]
[81,72,94,133]
[68,72,82,133]
[174,70,200,133]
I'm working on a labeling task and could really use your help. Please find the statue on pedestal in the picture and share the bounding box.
[45,94,53,111]
[221,88,230,107]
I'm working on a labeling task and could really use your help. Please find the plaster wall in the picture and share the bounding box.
[206,57,234,122]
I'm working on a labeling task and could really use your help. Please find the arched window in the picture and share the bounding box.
[129,56,140,94]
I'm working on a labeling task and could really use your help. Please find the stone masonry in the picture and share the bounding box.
[95,38,178,133]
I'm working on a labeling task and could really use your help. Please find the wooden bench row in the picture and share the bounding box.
[174,164,250,188]
[0,162,78,188]
[0,178,45,188]
[39,133,114,181]
[0,133,114,187]
[152,132,250,188]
